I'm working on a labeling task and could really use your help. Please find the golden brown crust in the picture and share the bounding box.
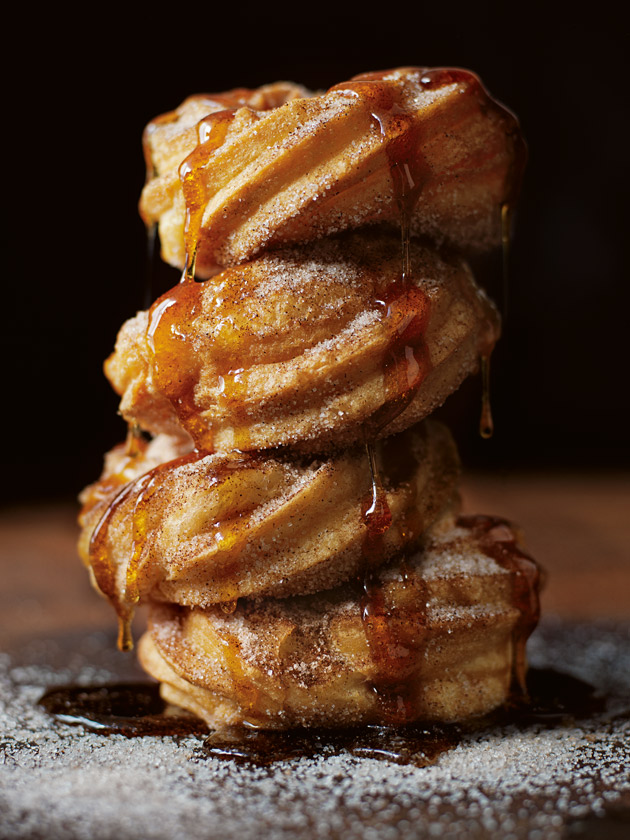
[139,514,541,729]
[140,67,523,277]
[105,231,499,454]
[78,422,460,615]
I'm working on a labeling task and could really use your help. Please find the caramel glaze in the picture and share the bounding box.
[360,510,541,722]
[359,562,423,725]
[145,262,265,454]
[141,67,516,464]
[359,438,422,724]
[146,281,213,451]
[179,109,237,282]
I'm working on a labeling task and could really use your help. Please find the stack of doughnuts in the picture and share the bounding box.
[79,67,541,729]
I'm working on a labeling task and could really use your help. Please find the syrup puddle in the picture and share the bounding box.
[38,668,615,767]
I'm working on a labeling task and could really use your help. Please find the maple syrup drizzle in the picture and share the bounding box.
[359,564,426,725]
[98,69,529,735]
[358,433,435,723]
[88,452,203,651]
[348,69,526,445]
[457,515,541,696]
[333,75,437,721]
[143,109,257,454]
[362,442,392,539]
[179,109,236,282]
[479,354,494,439]
[88,449,269,650]
[124,423,148,458]
[146,282,212,450]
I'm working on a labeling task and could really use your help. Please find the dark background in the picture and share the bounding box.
[4,2,628,505]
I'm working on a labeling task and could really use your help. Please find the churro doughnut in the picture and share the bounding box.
[105,231,499,454]
[140,81,312,273]
[140,67,524,277]
[138,514,541,729]
[78,422,460,646]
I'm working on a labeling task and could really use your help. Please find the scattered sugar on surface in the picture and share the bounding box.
[1,619,629,839]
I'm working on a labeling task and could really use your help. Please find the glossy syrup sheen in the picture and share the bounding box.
[38,667,610,766]
[357,503,542,723]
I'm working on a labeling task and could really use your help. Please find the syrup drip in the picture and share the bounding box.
[88,452,203,651]
[457,515,541,696]
[146,270,259,454]
[144,223,160,309]
[456,267,501,442]
[362,442,392,539]
[124,423,149,458]
[359,566,424,725]
[358,434,435,723]
[368,280,432,438]
[88,450,265,650]
[366,80,433,433]
[337,74,436,723]
[179,109,236,282]
[38,668,610,765]
[146,282,212,450]
[79,429,150,520]
[479,354,494,439]
[346,69,526,445]
[500,202,511,323]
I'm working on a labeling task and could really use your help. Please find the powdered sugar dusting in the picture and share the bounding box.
[2,618,628,840]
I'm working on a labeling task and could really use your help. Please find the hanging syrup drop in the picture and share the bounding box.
[479,354,494,439]
[500,202,511,323]
[87,452,203,651]
[179,109,236,283]
[361,442,392,538]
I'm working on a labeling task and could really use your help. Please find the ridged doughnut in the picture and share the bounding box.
[139,67,524,277]
[105,231,499,454]
[78,422,459,636]
[138,514,541,729]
